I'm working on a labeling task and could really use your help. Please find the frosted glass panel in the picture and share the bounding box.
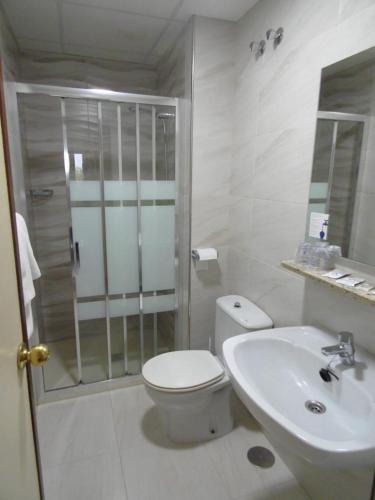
[141,205,175,292]
[70,181,174,202]
[141,181,176,200]
[143,294,175,314]
[106,207,139,294]
[72,207,105,297]
[308,203,327,213]
[109,297,140,317]
[78,301,106,320]
[70,181,101,201]
[104,181,137,200]
[310,182,328,199]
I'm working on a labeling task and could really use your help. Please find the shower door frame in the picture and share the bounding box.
[316,111,369,258]
[15,83,187,395]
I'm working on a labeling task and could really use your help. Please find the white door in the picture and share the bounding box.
[0,114,41,499]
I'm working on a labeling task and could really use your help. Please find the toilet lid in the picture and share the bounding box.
[142,350,225,392]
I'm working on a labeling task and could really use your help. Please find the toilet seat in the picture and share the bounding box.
[142,350,225,393]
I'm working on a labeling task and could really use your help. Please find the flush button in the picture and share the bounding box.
[234,302,241,308]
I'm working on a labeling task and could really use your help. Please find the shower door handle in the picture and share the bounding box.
[75,242,80,271]
[69,227,80,274]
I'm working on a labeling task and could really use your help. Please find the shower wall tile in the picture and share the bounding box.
[157,25,187,98]
[18,54,158,94]
[0,6,19,78]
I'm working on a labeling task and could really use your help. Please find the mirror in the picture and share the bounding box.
[306,47,375,267]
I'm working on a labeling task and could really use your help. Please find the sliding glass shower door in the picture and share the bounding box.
[17,88,180,391]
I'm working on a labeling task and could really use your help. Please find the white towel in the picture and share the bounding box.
[16,213,41,338]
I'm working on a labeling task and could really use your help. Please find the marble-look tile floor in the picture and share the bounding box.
[37,384,310,500]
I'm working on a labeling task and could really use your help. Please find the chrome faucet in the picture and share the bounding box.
[321,332,355,366]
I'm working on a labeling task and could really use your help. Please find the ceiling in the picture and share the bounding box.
[0,0,258,66]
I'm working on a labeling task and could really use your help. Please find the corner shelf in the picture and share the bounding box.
[281,260,375,306]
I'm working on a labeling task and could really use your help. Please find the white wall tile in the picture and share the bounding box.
[339,0,375,22]
[190,17,236,343]
[230,139,255,198]
[252,128,313,204]
[250,199,306,266]
[226,2,375,498]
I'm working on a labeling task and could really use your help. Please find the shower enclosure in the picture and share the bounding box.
[307,110,368,256]
[15,84,188,393]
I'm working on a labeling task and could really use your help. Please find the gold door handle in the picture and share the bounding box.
[17,342,50,369]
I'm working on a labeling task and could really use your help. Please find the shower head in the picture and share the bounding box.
[157,112,175,120]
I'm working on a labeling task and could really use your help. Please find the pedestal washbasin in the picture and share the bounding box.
[223,326,375,467]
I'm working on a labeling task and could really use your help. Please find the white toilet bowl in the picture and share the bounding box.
[142,295,273,443]
[143,350,233,442]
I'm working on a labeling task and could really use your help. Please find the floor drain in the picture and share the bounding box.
[305,400,326,414]
[247,446,275,468]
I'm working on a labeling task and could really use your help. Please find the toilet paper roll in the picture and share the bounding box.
[192,248,218,261]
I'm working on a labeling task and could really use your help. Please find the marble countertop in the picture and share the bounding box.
[281,260,375,306]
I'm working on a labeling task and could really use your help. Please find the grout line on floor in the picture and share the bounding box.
[109,388,130,500]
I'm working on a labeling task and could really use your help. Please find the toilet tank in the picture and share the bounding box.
[214,295,273,359]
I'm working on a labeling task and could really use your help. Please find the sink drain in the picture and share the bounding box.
[247,446,275,468]
[305,400,326,414]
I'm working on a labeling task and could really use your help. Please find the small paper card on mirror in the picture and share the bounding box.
[309,212,329,240]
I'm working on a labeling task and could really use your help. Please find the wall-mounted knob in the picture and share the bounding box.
[266,27,284,47]
[17,342,50,369]
[249,40,266,59]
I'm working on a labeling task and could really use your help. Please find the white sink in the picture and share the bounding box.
[223,326,375,467]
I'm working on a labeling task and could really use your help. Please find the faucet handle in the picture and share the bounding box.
[338,331,354,344]
[339,332,354,344]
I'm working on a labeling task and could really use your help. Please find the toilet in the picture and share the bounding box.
[142,295,273,443]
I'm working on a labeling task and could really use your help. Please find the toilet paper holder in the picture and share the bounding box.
[192,249,200,261]
[191,248,218,262]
